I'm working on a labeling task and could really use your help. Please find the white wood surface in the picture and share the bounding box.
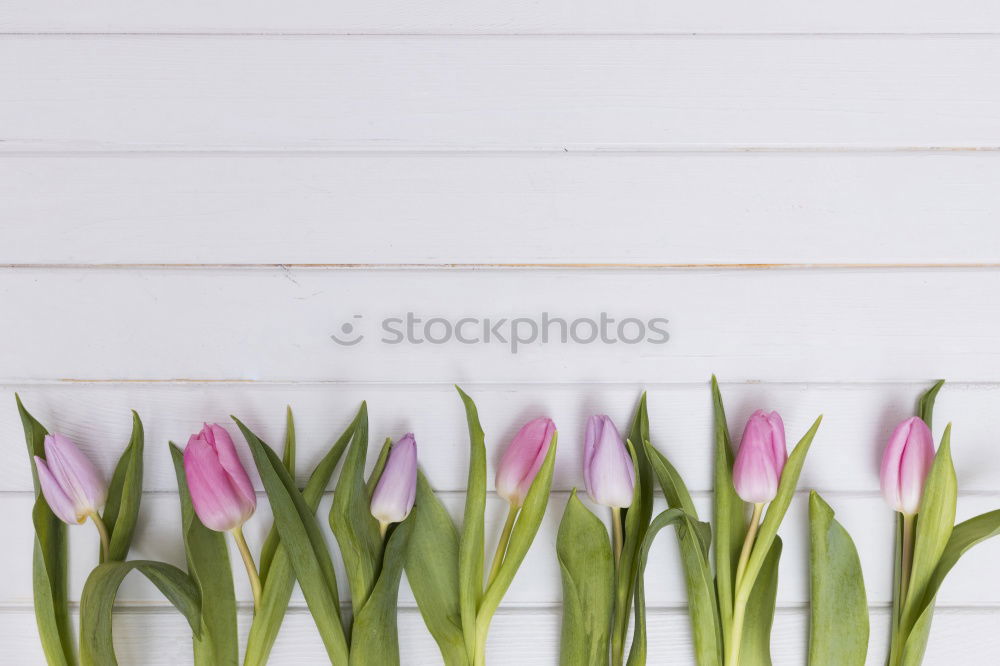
[5,4,1000,664]
[3,153,1000,266]
[3,37,1000,151]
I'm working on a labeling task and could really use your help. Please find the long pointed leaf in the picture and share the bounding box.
[808,492,869,666]
[711,376,743,650]
[456,386,487,663]
[18,395,75,666]
[103,411,144,562]
[739,537,782,666]
[916,380,945,430]
[259,406,298,586]
[558,491,614,666]
[169,444,238,666]
[612,439,651,664]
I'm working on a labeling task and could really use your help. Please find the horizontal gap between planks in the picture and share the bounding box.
[1,378,989,387]
[5,263,1000,271]
[5,32,1000,39]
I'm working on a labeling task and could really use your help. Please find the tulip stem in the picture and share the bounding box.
[727,502,765,666]
[90,512,111,563]
[734,502,764,590]
[379,520,390,539]
[232,526,262,614]
[486,504,519,590]
[900,513,915,606]
[611,508,624,567]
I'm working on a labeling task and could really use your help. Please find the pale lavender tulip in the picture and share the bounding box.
[880,416,935,515]
[371,433,418,527]
[732,410,787,504]
[496,417,556,507]
[183,423,256,532]
[583,415,635,509]
[34,433,107,524]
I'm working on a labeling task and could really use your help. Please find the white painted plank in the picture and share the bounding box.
[4,382,999,493]
[4,153,1000,265]
[2,267,999,383]
[3,36,1000,151]
[3,1,1000,35]
[6,491,1000,608]
[1,607,999,665]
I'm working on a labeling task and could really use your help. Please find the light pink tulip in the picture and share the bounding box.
[732,410,787,504]
[496,417,556,507]
[583,415,635,509]
[34,433,107,525]
[370,433,418,525]
[183,423,257,532]
[880,416,935,515]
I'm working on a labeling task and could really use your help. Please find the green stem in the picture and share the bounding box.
[900,513,915,607]
[473,613,490,666]
[485,504,519,590]
[611,508,624,567]
[379,520,390,539]
[726,502,765,666]
[90,512,111,563]
[888,513,917,666]
[232,525,263,614]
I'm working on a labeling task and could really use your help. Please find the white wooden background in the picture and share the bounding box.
[2,3,1000,664]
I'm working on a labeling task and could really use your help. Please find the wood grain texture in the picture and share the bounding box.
[3,36,1000,151]
[3,153,999,265]
[3,0,1000,34]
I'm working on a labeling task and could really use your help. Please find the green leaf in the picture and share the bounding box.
[900,425,956,637]
[329,407,384,622]
[349,514,415,666]
[234,418,350,664]
[18,394,75,666]
[807,492,869,666]
[478,433,557,629]
[103,411,144,562]
[557,491,614,666]
[456,386,488,663]
[366,437,393,496]
[406,471,467,666]
[710,376,744,649]
[80,560,201,666]
[612,439,652,664]
[628,508,717,666]
[169,444,239,666]
[738,537,781,666]
[258,406,296,587]
[245,405,361,666]
[743,415,822,602]
[644,440,721,666]
[916,380,945,430]
[901,509,1000,665]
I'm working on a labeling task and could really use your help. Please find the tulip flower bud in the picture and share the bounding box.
[370,433,418,526]
[34,434,107,525]
[880,416,935,516]
[732,410,787,504]
[496,417,556,508]
[183,423,257,532]
[583,415,635,509]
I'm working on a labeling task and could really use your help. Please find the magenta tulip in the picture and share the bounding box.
[583,415,635,509]
[880,416,935,515]
[183,423,256,532]
[371,433,418,528]
[496,417,556,507]
[34,433,107,525]
[732,410,787,504]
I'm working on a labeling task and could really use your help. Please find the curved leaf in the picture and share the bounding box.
[80,560,200,666]
[18,395,74,666]
[258,406,298,586]
[808,492,868,666]
[558,491,614,666]
[406,471,467,666]
[169,444,238,666]
[103,411,144,562]
[916,380,945,430]
[456,386,488,663]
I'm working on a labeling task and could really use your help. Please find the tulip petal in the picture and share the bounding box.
[495,417,555,506]
[371,434,418,524]
[584,415,634,508]
[43,433,106,515]
[204,424,257,512]
[35,455,83,524]
[184,434,252,532]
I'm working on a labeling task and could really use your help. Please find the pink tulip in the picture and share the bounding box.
[34,433,107,525]
[583,415,635,509]
[880,416,935,515]
[183,423,257,532]
[370,433,418,526]
[732,410,787,504]
[496,417,556,507]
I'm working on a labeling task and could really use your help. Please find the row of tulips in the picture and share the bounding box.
[19,379,1000,665]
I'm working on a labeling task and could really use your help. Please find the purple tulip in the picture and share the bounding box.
[583,415,635,509]
[34,433,107,525]
[732,410,787,504]
[183,423,257,532]
[496,417,556,507]
[370,433,418,526]
[880,416,935,515]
